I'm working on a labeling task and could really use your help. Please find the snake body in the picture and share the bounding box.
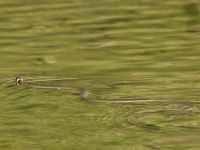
[15,76,199,104]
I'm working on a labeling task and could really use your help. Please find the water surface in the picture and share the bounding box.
[0,0,200,149]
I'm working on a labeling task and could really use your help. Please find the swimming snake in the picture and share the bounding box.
[15,76,199,104]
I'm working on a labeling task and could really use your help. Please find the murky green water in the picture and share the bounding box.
[0,0,200,149]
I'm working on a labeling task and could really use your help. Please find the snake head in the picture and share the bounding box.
[16,76,23,85]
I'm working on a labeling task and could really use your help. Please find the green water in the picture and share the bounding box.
[0,0,200,149]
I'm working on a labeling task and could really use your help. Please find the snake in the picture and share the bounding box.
[15,76,200,104]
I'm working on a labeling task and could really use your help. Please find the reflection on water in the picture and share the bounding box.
[0,0,200,149]
[184,2,199,32]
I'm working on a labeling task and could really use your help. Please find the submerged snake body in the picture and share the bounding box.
[15,76,199,104]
